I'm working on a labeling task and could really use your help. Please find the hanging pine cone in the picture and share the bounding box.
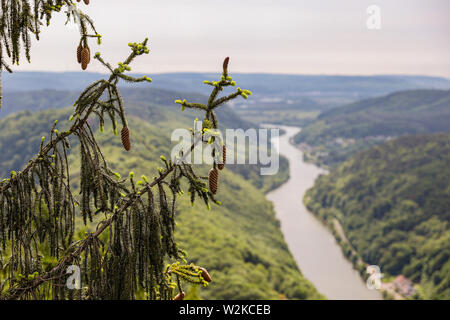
[173,291,185,300]
[199,267,212,282]
[76,44,82,64]
[218,144,226,170]
[81,46,90,70]
[208,168,219,195]
[223,57,229,74]
[121,126,131,151]
[85,45,91,64]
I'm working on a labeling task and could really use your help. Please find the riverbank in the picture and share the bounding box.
[303,194,401,300]
[298,141,414,300]
[266,125,382,300]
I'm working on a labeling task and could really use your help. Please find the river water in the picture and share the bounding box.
[266,126,382,300]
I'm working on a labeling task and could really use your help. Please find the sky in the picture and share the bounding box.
[15,0,450,77]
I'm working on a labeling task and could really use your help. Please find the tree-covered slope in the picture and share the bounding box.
[1,87,248,130]
[0,87,288,192]
[304,134,450,299]
[0,106,321,300]
[294,90,450,167]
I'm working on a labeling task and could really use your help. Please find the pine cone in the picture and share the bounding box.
[121,126,131,151]
[76,44,82,64]
[173,291,185,300]
[208,168,219,195]
[85,45,91,64]
[218,145,226,170]
[223,57,229,74]
[83,0,90,4]
[81,47,90,70]
[199,267,212,282]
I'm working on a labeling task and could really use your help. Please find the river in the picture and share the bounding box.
[266,126,382,300]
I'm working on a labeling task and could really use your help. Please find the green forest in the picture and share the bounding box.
[304,133,450,299]
[294,90,450,167]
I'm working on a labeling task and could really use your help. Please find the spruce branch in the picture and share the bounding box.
[0,1,102,108]
[175,57,252,129]
[0,43,251,299]
[2,117,208,300]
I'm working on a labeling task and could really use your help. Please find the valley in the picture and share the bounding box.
[2,71,449,300]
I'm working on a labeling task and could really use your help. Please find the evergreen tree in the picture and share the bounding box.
[0,1,251,299]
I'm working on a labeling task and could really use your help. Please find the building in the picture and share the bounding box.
[394,275,416,297]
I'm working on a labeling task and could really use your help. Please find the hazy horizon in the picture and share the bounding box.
[8,0,450,77]
[8,70,450,79]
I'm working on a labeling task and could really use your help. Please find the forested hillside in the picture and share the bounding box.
[304,134,450,299]
[0,100,319,299]
[294,90,450,167]
[0,87,288,192]
[1,88,238,126]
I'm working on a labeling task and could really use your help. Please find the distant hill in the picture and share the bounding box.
[305,133,450,299]
[5,71,450,97]
[294,90,450,167]
[4,71,450,128]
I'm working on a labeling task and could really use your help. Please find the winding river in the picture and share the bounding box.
[266,126,382,300]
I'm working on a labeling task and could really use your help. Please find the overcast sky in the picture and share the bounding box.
[15,0,450,77]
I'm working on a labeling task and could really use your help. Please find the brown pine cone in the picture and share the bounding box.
[223,57,229,74]
[81,47,90,70]
[83,0,90,5]
[173,291,185,300]
[199,267,212,282]
[208,168,219,195]
[121,126,131,151]
[85,45,91,64]
[76,44,82,63]
[218,144,226,170]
